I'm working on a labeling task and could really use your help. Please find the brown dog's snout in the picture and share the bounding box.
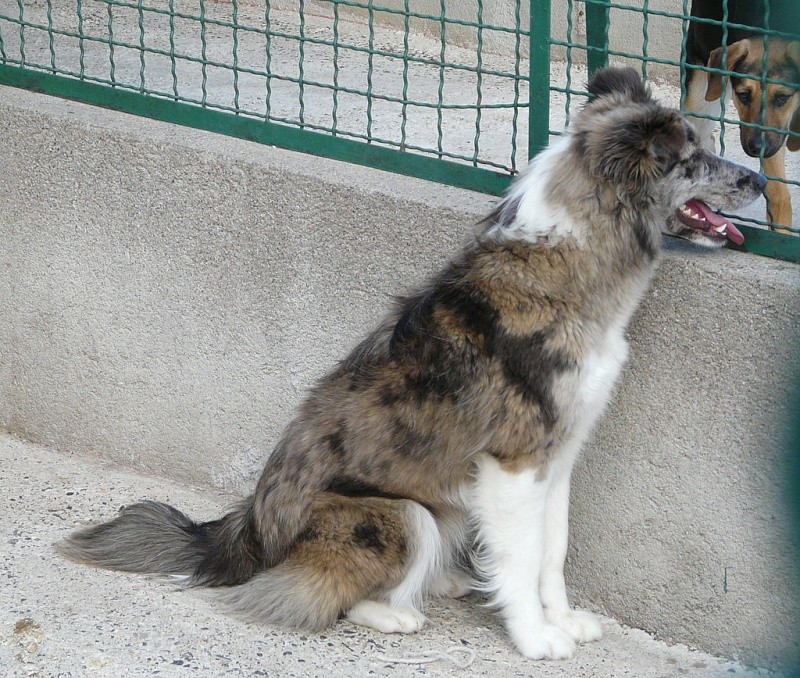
[740,128,784,158]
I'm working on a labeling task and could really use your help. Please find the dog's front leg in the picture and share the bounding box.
[473,455,576,660]
[539,467,603,643]
[763,146,793,230]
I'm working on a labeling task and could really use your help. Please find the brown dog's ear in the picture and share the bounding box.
[788,109,800,152]
[589,107,687,197]
[787,44,800,152]
[705,40,750,101]
[786,41,800,69]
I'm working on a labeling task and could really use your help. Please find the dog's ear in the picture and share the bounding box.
[589,108,687,195]
[786,41,800,70]
[786,41,800,151]
[785,43,800,152]
[651,116,688,158]
[705,40,750,101]
[788,109,800,152]
[587,66,651,104]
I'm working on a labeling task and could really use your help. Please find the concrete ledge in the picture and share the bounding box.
[1,86,798,670]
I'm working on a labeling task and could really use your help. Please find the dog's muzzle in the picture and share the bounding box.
[675,199,746,244]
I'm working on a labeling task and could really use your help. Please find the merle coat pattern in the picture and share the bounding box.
[59,67,765,660]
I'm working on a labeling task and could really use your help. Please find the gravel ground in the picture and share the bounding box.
[0,434,780,677]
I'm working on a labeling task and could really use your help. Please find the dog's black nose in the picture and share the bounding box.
[744,138,763,157]
[738,171,768,194]
[743,138,781,159]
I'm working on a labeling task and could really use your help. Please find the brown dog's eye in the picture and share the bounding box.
[735,90,752,105]
[773,92,792,108]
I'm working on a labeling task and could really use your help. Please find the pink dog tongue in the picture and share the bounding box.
[684,199,745,245]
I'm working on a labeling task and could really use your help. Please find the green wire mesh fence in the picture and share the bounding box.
[0,0,540,195]
[0,1,797,261]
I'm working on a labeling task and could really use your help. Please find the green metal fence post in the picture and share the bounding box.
[585,0,609,75]
[528,0,550,159]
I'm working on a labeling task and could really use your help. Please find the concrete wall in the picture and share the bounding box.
[570,247,800,669]
[1,86,799,670]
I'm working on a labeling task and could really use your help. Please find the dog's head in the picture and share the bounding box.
[577,66,766,248]
[705,38,800,157]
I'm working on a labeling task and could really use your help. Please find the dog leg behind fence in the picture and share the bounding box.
[763,146,793,230]
[683,70,723,152]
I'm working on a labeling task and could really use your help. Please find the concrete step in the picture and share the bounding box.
[0,434,775,677]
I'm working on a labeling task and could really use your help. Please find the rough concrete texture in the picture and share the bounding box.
[568,241,800,670]
[1,87,799,672]
[0,434,780,678]
[0,84,491,489]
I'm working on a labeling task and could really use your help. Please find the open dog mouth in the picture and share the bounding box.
[675,199,744,245]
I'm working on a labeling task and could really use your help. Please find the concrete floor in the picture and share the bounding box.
[0,434,778,677]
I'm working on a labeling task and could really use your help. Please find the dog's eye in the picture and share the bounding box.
[773,92,792,107]
[735,90,752,105]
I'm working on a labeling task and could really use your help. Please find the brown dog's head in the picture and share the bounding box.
[705,38,800,157]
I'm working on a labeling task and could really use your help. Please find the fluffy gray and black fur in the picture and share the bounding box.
[59,67,765,657]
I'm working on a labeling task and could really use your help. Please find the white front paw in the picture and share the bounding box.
[513,623,576,660]
[545,608,602,644]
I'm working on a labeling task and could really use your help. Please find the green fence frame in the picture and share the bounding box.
[0,1,798,262]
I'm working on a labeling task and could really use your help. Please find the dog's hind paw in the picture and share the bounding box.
[345,601,426,634]
[545,609,603,644]
[514,623,576,660]
[444,571,473,599]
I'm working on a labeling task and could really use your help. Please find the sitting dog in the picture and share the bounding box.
[58,68,764,660]
[684,0,800,229]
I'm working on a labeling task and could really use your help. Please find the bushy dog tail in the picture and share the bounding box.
[57,499,266,586]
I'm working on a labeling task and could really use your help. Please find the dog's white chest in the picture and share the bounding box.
[554,328,629,458]
[578,331,628,416]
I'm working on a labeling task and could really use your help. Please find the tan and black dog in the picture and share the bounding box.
[58,68,765,661]
[684,0,800,229]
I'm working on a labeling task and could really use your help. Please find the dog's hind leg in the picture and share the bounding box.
[345,501,442,633]
[217,494,432,632]
[472,455,576,660]
[345,600,427,633]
